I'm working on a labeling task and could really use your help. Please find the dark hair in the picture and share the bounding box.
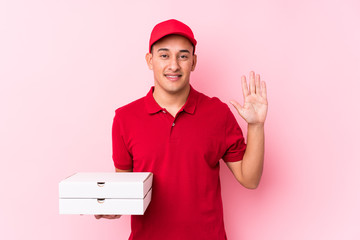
[150,39,195,55]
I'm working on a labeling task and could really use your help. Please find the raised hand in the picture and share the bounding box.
[230,71,268,125]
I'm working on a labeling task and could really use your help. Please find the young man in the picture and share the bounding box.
[96,19,268,240]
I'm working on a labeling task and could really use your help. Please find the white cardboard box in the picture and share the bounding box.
[59,172,153,215]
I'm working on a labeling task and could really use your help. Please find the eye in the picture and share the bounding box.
[160,54,168,58]
[179,55,188,59]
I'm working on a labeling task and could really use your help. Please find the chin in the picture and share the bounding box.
[166,83,189,93]
[157,79,187,91]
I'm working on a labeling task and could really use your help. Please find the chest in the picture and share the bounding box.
[124,111,227,170]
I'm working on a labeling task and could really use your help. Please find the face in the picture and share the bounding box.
[145,34,197,96]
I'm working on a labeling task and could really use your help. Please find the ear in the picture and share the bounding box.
[191,54,197,71]
[145,52,153,70]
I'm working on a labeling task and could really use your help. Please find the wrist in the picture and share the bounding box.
[248,122,265,129]
[247,123,265,134]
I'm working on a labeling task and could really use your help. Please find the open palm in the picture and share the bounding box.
[230,71,268,124]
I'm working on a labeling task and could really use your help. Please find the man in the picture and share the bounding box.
[96,19,268,240]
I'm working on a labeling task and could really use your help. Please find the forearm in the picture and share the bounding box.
[241,123,265,188]
[228,71,267,188]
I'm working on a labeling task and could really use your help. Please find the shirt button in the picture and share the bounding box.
[162,110,166,113]
[172,123,175,127]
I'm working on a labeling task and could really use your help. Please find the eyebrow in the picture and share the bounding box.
[157,48,169,52]
[157,48,190,54]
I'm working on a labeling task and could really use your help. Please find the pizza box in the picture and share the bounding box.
[59,172,153,215]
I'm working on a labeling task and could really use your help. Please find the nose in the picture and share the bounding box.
[168,56,180,72]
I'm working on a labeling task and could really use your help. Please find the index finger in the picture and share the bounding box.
[241,75,249,99]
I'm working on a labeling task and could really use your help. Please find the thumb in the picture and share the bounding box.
[230,100,244,118]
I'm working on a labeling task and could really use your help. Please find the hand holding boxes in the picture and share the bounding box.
[59,172,153,215]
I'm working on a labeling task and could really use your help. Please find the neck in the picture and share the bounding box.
[153,85,190,116]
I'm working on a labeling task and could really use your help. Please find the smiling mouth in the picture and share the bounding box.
[164,74,182,80]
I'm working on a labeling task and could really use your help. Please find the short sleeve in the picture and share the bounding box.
[112,111,133,170]
[222,108,247,162]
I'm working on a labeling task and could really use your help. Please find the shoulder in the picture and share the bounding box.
[194,89,239,130]
[195,89,231,114]
[114,96,146,119]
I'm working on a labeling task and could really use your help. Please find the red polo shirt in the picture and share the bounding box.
[112,86,246,240]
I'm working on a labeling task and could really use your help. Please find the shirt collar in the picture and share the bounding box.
[145,87,162,114]
[145,85,198,115]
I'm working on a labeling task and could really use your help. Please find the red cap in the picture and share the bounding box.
[149,19,197,53]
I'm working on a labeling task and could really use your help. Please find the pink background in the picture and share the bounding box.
[1,0,359,239]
